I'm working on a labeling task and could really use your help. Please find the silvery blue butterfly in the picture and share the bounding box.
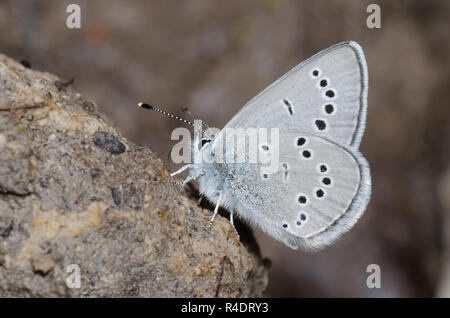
[140,41,371,250]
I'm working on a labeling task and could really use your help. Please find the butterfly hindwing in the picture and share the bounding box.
[220,132,370,250]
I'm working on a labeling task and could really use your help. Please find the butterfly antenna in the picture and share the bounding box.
[138,103,194,127]
[182,107,215,138]
[182,107,210,130]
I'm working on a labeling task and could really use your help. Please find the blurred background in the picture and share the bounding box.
[1,0,449,297]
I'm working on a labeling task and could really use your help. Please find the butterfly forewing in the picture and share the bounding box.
[220,41,368,148]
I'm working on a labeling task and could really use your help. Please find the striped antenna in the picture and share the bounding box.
[138,103,194,127]
[182,107,210,130]
[183,106,216,138]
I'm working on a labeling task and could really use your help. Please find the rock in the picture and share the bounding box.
[32,254,55,275]
[92,131,126,155]
[0,53,269,297]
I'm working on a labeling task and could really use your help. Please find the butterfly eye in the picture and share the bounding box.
[201,139,211,147]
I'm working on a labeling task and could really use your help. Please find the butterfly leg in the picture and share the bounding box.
[170,164,193,177]
[197,195,203,205]
[229,211,239,238]
[171,164,199,188]
[180,173,197,187]
[207,194,222,230]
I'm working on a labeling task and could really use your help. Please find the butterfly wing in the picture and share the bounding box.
[203,41,370,249]
[221,41,368,148]
[220,132,371,250]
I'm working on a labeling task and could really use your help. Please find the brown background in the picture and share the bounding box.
[1,0,449,297]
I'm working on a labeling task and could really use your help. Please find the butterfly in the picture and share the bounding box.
[140,41,371,250]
